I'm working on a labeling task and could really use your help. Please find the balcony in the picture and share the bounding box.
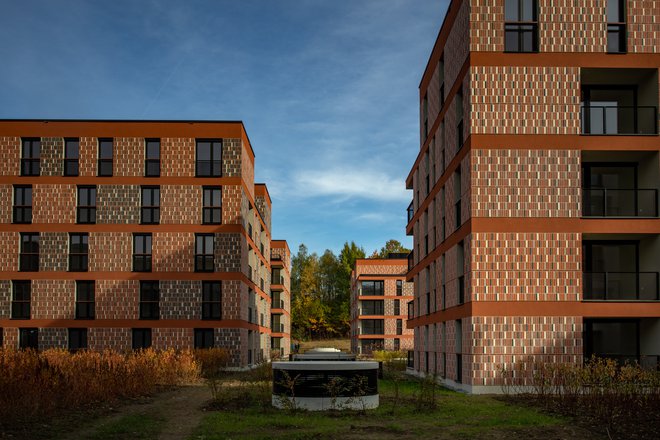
[272,323,284,333]
[407,201,414,224]
[583,189,658,217]
[581,105,657,135]
[407,251,414,272]
[583,272,659,301]
[585,318,660,368]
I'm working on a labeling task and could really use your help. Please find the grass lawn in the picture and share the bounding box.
[191,375,584,440]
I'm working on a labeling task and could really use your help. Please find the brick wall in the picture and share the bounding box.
[40,137,63,176]
[152,328,194,349]
[32,280,75,319]
[96,280,139,319]
[472,149,581,217]
[114,137,143,176]
[160,185,202,224]
[629,1,660,53]
[223,138,242,177]
[222,185,242,225]
[215,233,242,272]
[39,232,69,271]
[0,137,20,176]
[161,138,195,177]
[96,185,140,224]
[33,184,76,223]
[88,327,131,351]
[471,232,581,302]
[0,185,11,223]
[468,316,583,386]
[221,280,243,320]
[0,280,11,318]
[89,232,132,272]
[215,327,244,366]
[160,280,201,320]
[0,232,18,271]
[471,66,580,135]
[152,232,194,272]
[470,0,504,52]
[79,137,97,177]
[39,328,67,349]
[539,1,607,52]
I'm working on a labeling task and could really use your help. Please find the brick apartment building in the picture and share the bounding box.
[0,119,289,367]
[350,256,414,355]
[406,0,660,392]
[270,239,291,358]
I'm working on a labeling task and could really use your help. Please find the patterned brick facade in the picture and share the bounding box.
[0,121,287,368]
[407,0,660,392]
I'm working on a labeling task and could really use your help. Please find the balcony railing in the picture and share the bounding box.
[582,188,658,217]
[407,201,414,224]
[581,105,658,135]
[583,272,660,301]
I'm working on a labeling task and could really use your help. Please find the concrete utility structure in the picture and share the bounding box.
[350,256,414,355]
[406,0,660,393]
[0,119,290,367]
[272,361,379,410]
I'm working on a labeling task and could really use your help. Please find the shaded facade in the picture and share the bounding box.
[406,0,660,392]
[0,119,288,367]
[350,257,414,355]
[270,239,291,358]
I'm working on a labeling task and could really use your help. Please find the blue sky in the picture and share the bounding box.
[0,0,448,256]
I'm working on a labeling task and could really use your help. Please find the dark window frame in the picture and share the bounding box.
[194,328,215,348]
[195,139,223,177]
[69,233,89,272]
[13,185,32,224]
[68,328,88,351]
[202,186,222,224]
[64,138,80,176]
[11,280,31,319]
[77,186,97,224]
[19,233,39,272]
[202,281,222,319]
[195,234,215,272]
[607,0,627,53]
[75,280,95,319]
[19,328,38,349]
[139,281,160,320]
[141,186,160,225]
[21,138,40,176]
[360,280,384,296]
[145,138,161,177]
[132,328,152,349]
[133,233,153,272]
[97,138,113,177]
[504,0,539,53]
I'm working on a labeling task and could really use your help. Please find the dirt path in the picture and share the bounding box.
[60,385,212,440]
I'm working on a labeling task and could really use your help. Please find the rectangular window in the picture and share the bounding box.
[11,281,31,319]
[139,281,160,320]
[21,138,40,176]
[607,0,626,53]
[145,139,160,177]
[423,94,429,139]
[68,328,87,351]
[133,234,152,272]
[394,299,401,315]
[196,139,222,177]
[396,319,403,335]
[361,319,385,335]
[456,88,464,150]
[75,281,95,319]
[77,186,96,224]
[64,138,79,176]
[360,280,384,296]
[13,185,32,224]
[195,234,214,272]
[19,328,38,349]
[69,233,88,272]
[202,281,222,319]
[194,329,215,348]
[141,186,160,224]
[438,56,445,107]
[361,300,384,315]
[19,233,39,272]
[393,338,400,351]
[98,138,113,176]
[202,187,222,224]
[132,328,152,349]
[504,0,538,52]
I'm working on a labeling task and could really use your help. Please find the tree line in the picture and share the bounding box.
[290,239,410,340]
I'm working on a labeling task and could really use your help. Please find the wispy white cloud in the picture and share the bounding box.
[293,168,408,202]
